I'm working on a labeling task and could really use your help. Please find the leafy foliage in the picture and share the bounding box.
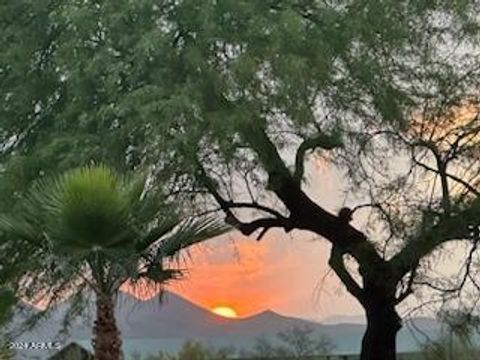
[129,340,233,360]
[2,0,480,242]
[245,325,335,359]
[2,0,479,193]
[0,345,15,360]
[421,310,480,360]
[0,165,229,334]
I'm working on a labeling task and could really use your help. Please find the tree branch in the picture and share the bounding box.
[394,267,417,305]
[237,121,385,274]
[391,203,480,279]
[412,228,479,296]
[412,140,451,213]
[223,201,286,219]
[413,157,480,197]
[225,213,294,240]
[294,132,343,183]
[328,246,365,303]
[195,159,293,240]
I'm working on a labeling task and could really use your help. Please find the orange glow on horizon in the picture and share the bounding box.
[120,230,363,320]
[167,235,274,317]
[119,234,276,317]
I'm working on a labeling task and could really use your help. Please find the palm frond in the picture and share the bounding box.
[0,215,45,246]
[158,216,231,258]
[26,166,137,251]
[134,217,230,289]
[134,216,181,252]
[139,267,182,284]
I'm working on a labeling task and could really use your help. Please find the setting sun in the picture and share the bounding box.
[211,306,238,318]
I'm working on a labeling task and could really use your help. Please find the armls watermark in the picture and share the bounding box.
[6,342,62,350]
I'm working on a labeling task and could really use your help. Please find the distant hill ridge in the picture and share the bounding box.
[7,290,441,358]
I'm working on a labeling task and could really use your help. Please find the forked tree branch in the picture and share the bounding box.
[328,246,365,303]
[412,228,479,296]
[195,159,293,240]
[394,267,417,305]
[235,121,389,282]
[391,207,480,281]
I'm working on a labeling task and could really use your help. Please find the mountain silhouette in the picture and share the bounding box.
[6,290,440,358]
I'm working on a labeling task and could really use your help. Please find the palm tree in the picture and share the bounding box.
[0,346,15,360]
[0,288,16,360]
[0,165,229,360]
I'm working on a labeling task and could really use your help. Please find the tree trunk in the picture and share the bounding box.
[92,293,123,360]
[360,302,402,360]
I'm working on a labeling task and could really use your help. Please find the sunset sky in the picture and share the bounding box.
[160,153,464,321]
[165,161,365,321]
[167,230,363,321]
[117,149,468,322]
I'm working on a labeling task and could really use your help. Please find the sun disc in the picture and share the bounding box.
[211,306,238,318]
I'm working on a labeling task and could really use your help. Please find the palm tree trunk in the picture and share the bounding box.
[92,292,123,360]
